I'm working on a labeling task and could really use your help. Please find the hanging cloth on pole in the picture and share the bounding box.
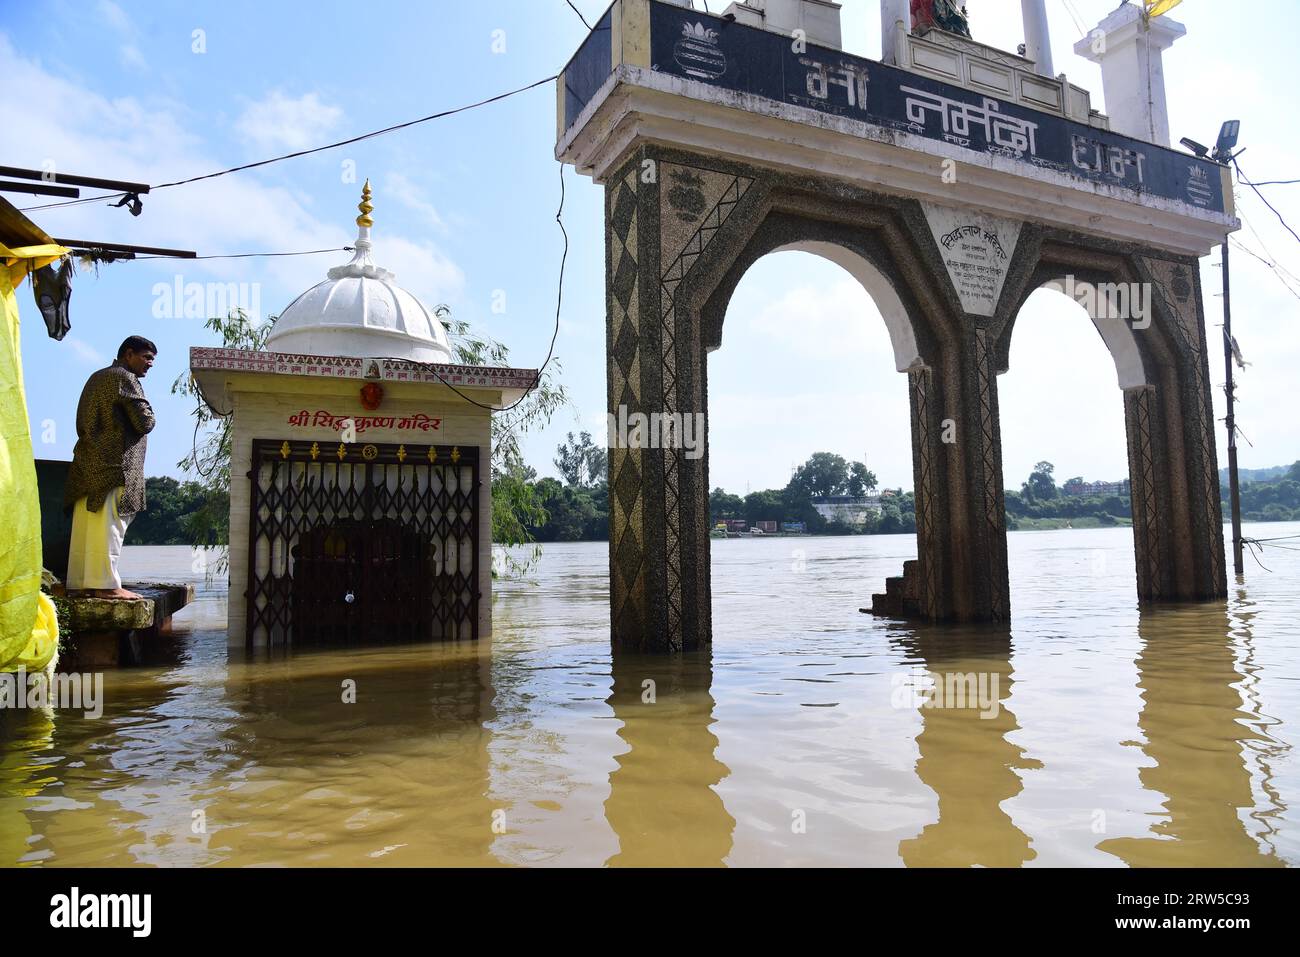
[31,256,73,341]
[0,239,68,673]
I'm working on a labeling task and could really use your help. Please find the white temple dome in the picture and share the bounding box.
[265,180,454,363]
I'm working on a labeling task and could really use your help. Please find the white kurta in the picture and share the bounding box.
[66,486,133,591]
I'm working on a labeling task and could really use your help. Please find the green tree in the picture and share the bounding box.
[744,489,785,525]
[790,452,850,499]
[170,310,272,573]
[554,430,606,488]
[530,478,595,541]
[1022,461,1057,501]
[846,461,878,497]
[710,487,744,524]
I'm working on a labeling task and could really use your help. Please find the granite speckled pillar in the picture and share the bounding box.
[605,148,754,652]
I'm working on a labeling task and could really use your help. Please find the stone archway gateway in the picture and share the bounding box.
[556,0,1234,652]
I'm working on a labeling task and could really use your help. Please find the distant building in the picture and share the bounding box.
[811,495,880,526]
[1062,479,1131,498]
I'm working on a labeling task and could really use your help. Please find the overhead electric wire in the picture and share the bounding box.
[20,73,558,212]
[1234,158,1300,245]
[1058,0,1088,38]
[132,246,352,261]
[1238,206,1300,286]
[1228,237,1300,304]
[374,162,569,415]
[1234,171,1300,187]
[20,65,569,418]
[564,0,592,29]
[18,188,132,212]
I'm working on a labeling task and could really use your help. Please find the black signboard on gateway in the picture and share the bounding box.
[646,2,1225,215]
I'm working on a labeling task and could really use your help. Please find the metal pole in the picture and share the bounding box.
[1221,236,1245,575]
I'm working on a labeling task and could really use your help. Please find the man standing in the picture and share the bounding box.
[65,336,157,599]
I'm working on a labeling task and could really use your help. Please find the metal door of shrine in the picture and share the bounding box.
[245,439,479,648]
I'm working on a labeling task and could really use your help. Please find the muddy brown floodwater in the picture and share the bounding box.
[2,523,1296,866]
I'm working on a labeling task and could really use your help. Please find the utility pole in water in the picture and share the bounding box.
[1221,236,1245,575]
[1186,120,1245,575]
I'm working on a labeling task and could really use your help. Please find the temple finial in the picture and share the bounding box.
[356,179,374,228]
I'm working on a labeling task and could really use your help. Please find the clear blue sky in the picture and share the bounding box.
[6,0,1298,494]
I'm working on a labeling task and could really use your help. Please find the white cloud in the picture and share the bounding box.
[1,32,465,477]
[384,172,445,232]
[235,91,343,154]
[708,255,913,491]
[119,44,147,72]
[743,275,894,361]
[97,0,131,33]
[62,337,105,367]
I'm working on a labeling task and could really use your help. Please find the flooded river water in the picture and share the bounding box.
[3,524,1297,866]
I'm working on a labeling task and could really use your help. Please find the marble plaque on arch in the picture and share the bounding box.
[920,202,1023,317]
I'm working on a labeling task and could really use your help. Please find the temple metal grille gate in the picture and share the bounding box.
[245,439,479,648]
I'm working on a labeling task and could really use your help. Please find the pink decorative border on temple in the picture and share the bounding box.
[189,347,539,389]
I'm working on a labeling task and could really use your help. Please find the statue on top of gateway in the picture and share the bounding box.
[910,0,972,38]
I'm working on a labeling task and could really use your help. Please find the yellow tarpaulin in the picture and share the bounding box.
[0,239,67,673]
[1144,0,1184,18]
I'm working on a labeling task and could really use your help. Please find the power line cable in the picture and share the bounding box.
[20,74,557,212]
[564,0,592,29]
[1237,205,1300,286]
[1234,158,1300,245]
[1058,0,1088,38]
[1235,171,1300,187]
[133,246,353,261]
[1228,237,1300,303]
[373,162,569,415]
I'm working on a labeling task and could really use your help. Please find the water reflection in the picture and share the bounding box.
[1097,606,1285,866]
[603,653,734,866]
[894,628,1041,866]
[2,527,1298,867]
[0,708,57,865]
[219,643,498,866]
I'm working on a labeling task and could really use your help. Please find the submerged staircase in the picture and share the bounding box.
[865,560,922,619]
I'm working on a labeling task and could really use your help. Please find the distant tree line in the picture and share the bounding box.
[128,448,1300,550]
[1228,461,1300,522]
[1002,459,1300,527]
[1004,460,1132,529]
[125,476,228,546]
[708,451,916,535]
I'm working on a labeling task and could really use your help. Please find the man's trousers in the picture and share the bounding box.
[67,486,133,591]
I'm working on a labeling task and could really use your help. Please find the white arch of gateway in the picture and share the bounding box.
[557,0,1235,651]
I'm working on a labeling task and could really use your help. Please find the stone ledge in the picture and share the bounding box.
[66,582,194,633]
[63,582,195,667]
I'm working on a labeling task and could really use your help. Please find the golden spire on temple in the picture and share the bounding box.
[356,179,374,228]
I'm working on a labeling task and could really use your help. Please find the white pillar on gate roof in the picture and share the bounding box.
[1074,2,1185,147]
[1021,0,1054,77]
[880,0,911,65]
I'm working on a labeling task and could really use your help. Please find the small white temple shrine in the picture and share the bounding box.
[190,183,537,650]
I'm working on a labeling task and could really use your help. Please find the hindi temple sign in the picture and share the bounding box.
[920,203,1022,317]
[564,3,1226,215]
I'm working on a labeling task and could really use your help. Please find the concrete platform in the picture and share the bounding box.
[63,582,195,667]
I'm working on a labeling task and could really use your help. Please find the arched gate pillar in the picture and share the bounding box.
[603,148,1225,653]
